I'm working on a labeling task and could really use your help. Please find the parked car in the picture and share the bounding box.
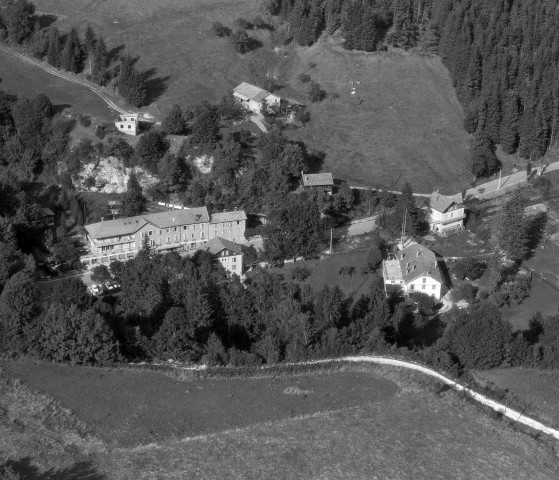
[89,284,104,296]
[104,281,119,293]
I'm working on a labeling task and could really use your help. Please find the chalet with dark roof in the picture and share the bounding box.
[301,172,334,194]
[428,191,465,236]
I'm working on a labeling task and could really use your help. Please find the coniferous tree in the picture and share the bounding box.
[60,28,82,73]
[83,24,96,73]
[470,131,499,178]
[4,0,35,44]
[91,36,109,85]
[46,27,61,68]
[121,171,146,217]
[500,94,520,154]
[496,189,528,262]
[116,55,147,107]
[162,104,187,135]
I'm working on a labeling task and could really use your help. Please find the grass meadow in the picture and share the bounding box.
[474,367,559,430]
[0,49,114,122]
[31,0,474,193]
[2,359,559,479]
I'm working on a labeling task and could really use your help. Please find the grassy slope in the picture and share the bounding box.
[284,39,472,193]
[474,368,559,430]
[33,0,472,193]
[2,360,559,479]
[0,49,114,122]
[33,0,278,117]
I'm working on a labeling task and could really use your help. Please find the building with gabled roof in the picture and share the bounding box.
[428,191,465,236]
[301,172,334,194]
[115,114,139,135]
[205,237,243,275]
[81,207,246,269]
[382,243,443,299]
[233,82,280,114]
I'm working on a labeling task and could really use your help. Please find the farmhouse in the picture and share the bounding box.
[382,243,443,299]
[205,237,243,275]
[233,82,280,114]
[301,172,334,194]
[115,114,139,135]
[81,207,247,268]
[428,191,465,235]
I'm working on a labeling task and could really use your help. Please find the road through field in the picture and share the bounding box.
[0,46,132,117]
[162,355,559,441]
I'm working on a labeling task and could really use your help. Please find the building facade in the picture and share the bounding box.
[115,114,138,135]
[382,243,443,300]
[82,207,246,268]
[205,237,243,275]
[428,192,465,235]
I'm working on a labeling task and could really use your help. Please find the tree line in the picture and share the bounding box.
[0,0,148,107]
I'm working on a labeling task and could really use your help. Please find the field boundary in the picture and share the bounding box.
[0,45,132,117]
[154,355,559,441]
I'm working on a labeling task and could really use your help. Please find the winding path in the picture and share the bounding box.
[162,355,559,441]
[0,46,133,116]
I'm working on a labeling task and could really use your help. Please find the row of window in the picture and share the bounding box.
[410,284,437,291]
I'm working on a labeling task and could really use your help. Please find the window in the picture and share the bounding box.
[237,221,240,225]
[232,257,236,262]
[150,240,155,246]
[410,285,415,290]
[174,235,178,242]
[422,285,426,290]
[228,222,232,227]
[174,227,177,232]
[166,236,170,243]
[191,233,195,239]
[232,264,236,270]
[432,285,436,290]
[128,125,131,129]
[183,225,188,230]
[201,232,205,239]
[157,238,162,245]
[158,230,162,235]
[149,230,153,236]
[423,278,426,283]
[193,224,196,230]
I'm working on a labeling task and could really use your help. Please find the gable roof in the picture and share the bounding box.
[205,237,243,256]
[85,207,210,240]
[144,207,209,229]
[210,210,247,223]
[85,215,147,239]
[397,244,442,284]
[430,192,463,213]
[233,82,271,103]
[302,172,334,187]
[39,207,54,217]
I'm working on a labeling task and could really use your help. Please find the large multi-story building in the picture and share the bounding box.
[82,207,246,268]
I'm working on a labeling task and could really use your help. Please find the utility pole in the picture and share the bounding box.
[497,168,502,190]
[330,228,333,254]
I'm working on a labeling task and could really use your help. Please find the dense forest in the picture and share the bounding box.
[266,0,559,176]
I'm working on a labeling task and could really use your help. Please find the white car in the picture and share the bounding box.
[89,284,104,296]
[104,281,118,293]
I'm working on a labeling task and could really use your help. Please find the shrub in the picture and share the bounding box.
[235,17,252,29]
[211,21,231,37]
[291,265,310,281]
[84,176,96,189]
[452,258,485,280]
[338,265,354,276]
[77,113,91,127]
[95,124,106,139]
[409,292,438,315]
[451,283,477,304]
[295,109,310,124]
[308,81,326,103]
[298,73,311,84]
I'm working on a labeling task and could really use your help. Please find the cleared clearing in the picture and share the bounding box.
[474,368,559,430]
[2,360,559,479]
[0,49,114,122]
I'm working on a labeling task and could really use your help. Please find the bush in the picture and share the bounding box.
[452,258,485,280]
[84,176,96,189]
[298,73,311,84]
[77,113,91,127]
[338,265,354,276]
[451,283,477,304]
[409,292,438,315]
[211,21,231,37]
[235,17,252,29]
[295,109,310,124]
[95,124,106,139]
[308,81,326,103]
[291,265,310,281]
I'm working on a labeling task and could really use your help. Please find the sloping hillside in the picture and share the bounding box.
[283,40,472,193]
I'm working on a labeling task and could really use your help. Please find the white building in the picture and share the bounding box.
[428,192,465,235]
[382,243,443,300]
[233,82,280,114]
[205,237,243,275]
[115,114,139,135]
[81,207,247,268]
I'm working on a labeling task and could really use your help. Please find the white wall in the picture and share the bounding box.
[406,276,441,299]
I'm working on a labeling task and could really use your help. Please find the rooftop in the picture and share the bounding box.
[430,191,463,213]
[144,207,209,229]
[383,258,403,281]
[397,243,441,284]
[210,210,248,223]
[205,237,243,256]
[302,172,334,187]
[85,215,147,239]
[233,82,271,103]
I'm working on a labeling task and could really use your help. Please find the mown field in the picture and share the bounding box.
[474,367,559,430]
[0,49,114,122]
[31,0,474,192]
[2,359,559,479]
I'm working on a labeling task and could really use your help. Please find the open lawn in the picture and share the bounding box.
[474,367,559,430]
[0,49,114,122]
[284,39,472,193]
[32,0,474,193]
[0,359,397,447]
[3,360,559,479]
[33,0,278,118]
[269,248,376,298]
